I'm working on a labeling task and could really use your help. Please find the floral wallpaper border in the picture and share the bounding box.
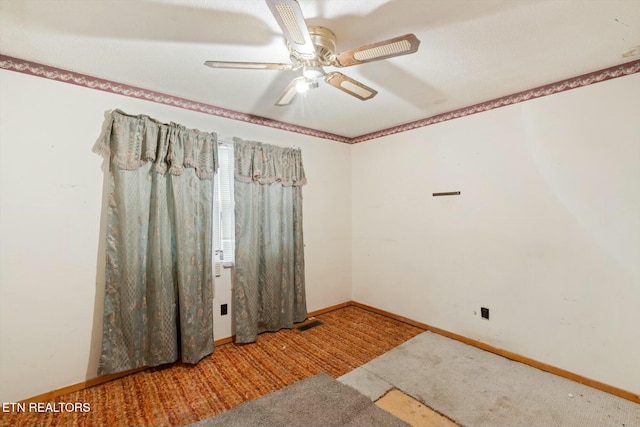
[0,54,350,144]
[1,54,638,144]
[352,60,640,144]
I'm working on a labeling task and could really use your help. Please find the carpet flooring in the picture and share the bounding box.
[340,331,640,427]
[186,373,410,427]
[0,306,423,427]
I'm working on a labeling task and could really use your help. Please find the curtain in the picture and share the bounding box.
[233,138,307,343]
[93,110,217,375]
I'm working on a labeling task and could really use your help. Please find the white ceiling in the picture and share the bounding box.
[1,0,639,138]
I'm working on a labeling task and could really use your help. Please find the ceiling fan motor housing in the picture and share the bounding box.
[308,26,337,64]
[289,25,337,66]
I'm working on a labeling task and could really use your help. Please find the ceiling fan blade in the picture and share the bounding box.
[334,34,420,67]
[204,61,292,70]
[266,0,316,58]
[325,72,377,101]
[275,78,302,106]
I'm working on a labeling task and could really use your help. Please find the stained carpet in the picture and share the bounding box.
[0,306,423,427]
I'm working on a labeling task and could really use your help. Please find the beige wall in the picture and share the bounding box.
[351,73,640,394]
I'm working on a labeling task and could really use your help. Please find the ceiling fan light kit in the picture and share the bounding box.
[204,0,421,106]
[302,65,324,79]
[295,78,318,93]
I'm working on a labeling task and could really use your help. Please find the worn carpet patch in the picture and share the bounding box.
[187,373,409,427]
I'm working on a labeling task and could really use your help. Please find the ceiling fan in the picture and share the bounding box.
[204,0,420,106]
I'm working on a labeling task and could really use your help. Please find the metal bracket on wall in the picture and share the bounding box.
[432,191,461,196]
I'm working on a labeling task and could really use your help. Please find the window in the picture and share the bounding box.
[213,141,235,265]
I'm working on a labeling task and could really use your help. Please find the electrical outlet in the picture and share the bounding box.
[481,307,489,320]
[221,304,228,316]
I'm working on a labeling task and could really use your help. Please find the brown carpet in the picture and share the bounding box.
[0,306,423,427]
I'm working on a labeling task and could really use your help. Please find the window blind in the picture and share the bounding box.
[214,140,235,264]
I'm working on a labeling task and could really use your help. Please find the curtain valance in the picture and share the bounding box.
[233,138,307,187]
[94,109,218,180]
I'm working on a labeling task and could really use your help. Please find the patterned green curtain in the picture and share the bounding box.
[233,138,307,343]
[93,110,217,375]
